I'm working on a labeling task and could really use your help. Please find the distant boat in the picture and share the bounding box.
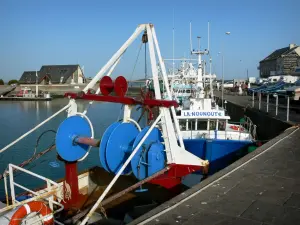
[4,86,52,101]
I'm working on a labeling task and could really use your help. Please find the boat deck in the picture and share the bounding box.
[130,127,300,225]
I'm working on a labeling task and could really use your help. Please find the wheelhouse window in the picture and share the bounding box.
[218,120,226,131]
[189,120,196,130]
[179,120,187,130]
[197,120,207,130]
[209,120,217,130]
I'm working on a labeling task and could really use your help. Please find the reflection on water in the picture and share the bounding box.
[0,99,146,196]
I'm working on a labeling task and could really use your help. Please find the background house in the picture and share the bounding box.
[19,64,85,84]
[19,71,40,84]
[258,44,300,78]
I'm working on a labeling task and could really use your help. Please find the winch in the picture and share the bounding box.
[56,74,209,192]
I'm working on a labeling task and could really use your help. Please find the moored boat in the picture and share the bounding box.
[0,23,258,225]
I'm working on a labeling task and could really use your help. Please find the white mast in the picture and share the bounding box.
[187,21,210,110]
[208,21,214,99]
[190,22,209,94]
[208,21,210,53]
[172,8,175,76]
[197,36,203,89]
[35,70,38,97]
[189,22,192,54]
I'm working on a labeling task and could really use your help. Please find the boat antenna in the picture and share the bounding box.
[173,8,175,76]
[207,21,214,99]
[208,21,210,54]
[190,21,193,54]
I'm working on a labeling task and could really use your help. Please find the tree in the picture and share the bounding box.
[8,80,19,85]
[0,79,4,85]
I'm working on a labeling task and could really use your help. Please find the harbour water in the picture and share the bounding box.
[0,97,234,199]
[0,99,146,197]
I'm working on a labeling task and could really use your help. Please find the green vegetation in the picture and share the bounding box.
[8,79,19,85]
[0,79,4,85]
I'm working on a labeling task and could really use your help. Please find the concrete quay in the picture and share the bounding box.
[129,92,300,225]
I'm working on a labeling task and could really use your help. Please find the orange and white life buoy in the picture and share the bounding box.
[230,125,244,131]
[9,201,54,225]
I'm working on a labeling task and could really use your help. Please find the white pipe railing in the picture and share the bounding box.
[1,163,64,219]
[7,164,60,203]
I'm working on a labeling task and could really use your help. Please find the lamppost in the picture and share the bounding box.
[221,31,231,108]
[35,70,38,97]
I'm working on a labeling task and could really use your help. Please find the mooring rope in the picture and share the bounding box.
[0,130,57,181]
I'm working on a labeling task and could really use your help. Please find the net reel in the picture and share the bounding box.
[56,113,95,162]
[99,123,166,178]
[55,113,167,180]
[100,122,139,174]
[130,126,166,180]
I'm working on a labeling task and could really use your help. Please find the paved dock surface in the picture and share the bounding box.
[130,127,300,225]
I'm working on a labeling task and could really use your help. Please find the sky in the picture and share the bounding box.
[0,0,299,82]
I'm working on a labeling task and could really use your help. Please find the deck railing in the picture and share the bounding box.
[182,115,256,141]
[1,164,64,225]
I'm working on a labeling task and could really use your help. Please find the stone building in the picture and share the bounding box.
[258,44,300,78]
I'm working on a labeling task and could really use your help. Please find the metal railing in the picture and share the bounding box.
[182,116,256,141]
[1,164,64,225]
[243,115,257,140]
[251,91,293,122]
[223,117,256,141]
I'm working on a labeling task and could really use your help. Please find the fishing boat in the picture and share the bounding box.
[0,86,52,101]
[0,23,211,225]
[0,23,258,225]
[157,24,258,174]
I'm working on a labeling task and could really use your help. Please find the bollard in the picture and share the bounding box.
[252,92,254,108]
[275,95,278,116]
[287,96,290,121]
[266,94,269,113]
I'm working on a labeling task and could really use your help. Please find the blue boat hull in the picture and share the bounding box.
[183,139,253,175]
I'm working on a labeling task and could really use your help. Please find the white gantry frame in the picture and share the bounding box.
[79,23,209,225]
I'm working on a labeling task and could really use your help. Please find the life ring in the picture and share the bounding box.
[230,125,244,131]
[9,201,54,225]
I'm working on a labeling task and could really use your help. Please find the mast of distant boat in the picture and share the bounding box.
[172,8,175,77]
[208,21,214,100]
[190,22,209,98]
[36,70,38,97]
